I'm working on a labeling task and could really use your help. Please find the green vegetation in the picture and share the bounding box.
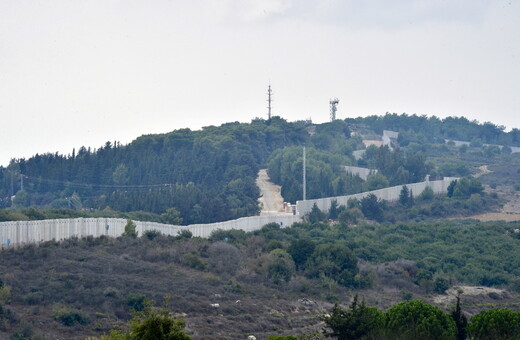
[0,117,307,223]
[0,216,519,338]
[87,306,191,340]
[1,113,519,338]
[323,298,520,340]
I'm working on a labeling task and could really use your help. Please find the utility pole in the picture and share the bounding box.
[303,146,306,201]
[267,84,273,120]
[20,174,24,191]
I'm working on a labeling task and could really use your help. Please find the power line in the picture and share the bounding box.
[22,175,177,190]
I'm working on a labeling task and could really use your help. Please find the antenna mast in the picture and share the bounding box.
[329,98,339,121]
[267,84,273,119]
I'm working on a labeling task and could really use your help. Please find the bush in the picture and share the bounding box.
[322,296,384,340]
[122,219,137,238]
[126,294,147,312]
[53,307,90,326]
[305,243,358,287]
[143,229,161,240]
[418,186,435,201]
[183,253,207,270]
[266,249,296,284]
[434,278,449,294]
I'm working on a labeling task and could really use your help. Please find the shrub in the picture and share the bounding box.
[122,219,137,238]
[53,307,90,326]
[305,243,358,287]
[143,229,161,240]
[434,278,449,294]
[183,253,207,270]
[418,186,435,201]
[266,249,296,284]
[126,294,146,312]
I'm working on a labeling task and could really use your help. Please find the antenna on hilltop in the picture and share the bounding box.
[330,98,339,121]
[267,84,273,120]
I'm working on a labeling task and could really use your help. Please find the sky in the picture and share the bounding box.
[1,0,519,166]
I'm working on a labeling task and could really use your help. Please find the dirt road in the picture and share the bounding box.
[256,169,291,216]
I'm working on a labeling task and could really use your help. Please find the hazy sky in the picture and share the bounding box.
[1,0,519,166]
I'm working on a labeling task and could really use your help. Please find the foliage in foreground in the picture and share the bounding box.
[322,298,520,340]
[86,306,191,340]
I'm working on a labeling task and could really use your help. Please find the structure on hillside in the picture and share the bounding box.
[344,166,378,181]
[383,130,399,150]
[330,98,339,121]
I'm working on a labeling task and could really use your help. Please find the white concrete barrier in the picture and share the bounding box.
[296,178,458,216]
[0,215,302,249]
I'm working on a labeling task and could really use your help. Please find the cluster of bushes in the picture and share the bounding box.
[321,296,520,340]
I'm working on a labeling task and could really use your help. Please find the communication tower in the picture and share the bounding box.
[267,84,273,119]
[330,98,339,121]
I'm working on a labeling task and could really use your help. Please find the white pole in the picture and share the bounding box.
[303,146,306,201]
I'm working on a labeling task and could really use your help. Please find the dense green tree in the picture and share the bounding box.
[322,295,384,340]
[433,278,449,294]
[266,249,296,284]
[468,308,520,340]
[287,239,315,269]
[450,296,467,340]
[360,194,384,222]
[308,203,327,223]
[399,185,410,206]
[161,208,183,225]
[384,300,457,340]
[305,243,359,287]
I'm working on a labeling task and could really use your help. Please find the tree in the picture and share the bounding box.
[305,243,359,287]
[434,277,449,294]
[468,308,520,340]
[399,185,410,206]
[450,296,467,340]
[123,219,138,238]
[360,194,384,222]
[363,173,389,191]
[161,208,183,225]
[447,180,457,198]
[384,300,457,340]
[328,199,340,219]
[112,164,129,185]
[308,203,326,223]
[266,249,296,284]
[418,186,434,201]
[322,295,384,340]
[338,207,363,225]
[287,238,315,270]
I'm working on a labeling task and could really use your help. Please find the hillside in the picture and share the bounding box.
[1,113,520,339]
[0,219,519,339]
[3,114,519,224]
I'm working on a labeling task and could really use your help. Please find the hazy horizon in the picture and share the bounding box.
[2,0,519,166]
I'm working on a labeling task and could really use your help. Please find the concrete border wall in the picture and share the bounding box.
[296,178,458,216]
[0,215,302,249]
[344,166,377,181]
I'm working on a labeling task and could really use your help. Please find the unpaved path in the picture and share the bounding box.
[256,169,291,216]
